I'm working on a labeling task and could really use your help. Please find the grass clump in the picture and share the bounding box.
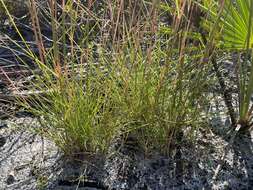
[104,43,210,154]
[0,0,212,156]
[31,73,117,155]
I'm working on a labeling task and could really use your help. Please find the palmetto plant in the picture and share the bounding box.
[200,0,253,49]
[199,0,253,131]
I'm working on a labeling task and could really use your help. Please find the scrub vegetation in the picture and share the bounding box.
[0,0,253,158]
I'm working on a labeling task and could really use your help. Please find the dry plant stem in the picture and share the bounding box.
[0,90,50,101]
[211,55,237,126]
[0,67,17,91]
[29,0,46,64]
[173,0,193,183]
[113,0,124,43]
[49,0,60,74]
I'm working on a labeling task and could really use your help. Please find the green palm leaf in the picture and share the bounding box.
[199,0,253,50]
